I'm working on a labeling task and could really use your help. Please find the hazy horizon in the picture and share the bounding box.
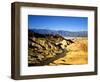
[28,28,87,32]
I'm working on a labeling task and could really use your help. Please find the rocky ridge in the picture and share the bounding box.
[28,31,74,66]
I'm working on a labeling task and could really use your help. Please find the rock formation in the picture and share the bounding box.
[28,31,74,66]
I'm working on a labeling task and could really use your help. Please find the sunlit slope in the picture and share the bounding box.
[50,38,88,65]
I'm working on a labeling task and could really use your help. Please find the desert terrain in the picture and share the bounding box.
[28,30,88,66]
[49,37,88,65]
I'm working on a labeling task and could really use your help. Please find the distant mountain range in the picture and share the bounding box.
[29,29,87,37]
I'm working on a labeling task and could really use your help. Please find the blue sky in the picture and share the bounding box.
[28,15,88,32]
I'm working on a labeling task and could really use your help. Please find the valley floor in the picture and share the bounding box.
[49,38,88,65]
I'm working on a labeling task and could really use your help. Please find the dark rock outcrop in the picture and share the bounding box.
[28,30,73,66]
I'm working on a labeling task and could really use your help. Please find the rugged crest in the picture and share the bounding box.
[28,30,73,66]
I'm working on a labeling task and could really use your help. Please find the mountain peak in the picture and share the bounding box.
[29,29,87,37]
